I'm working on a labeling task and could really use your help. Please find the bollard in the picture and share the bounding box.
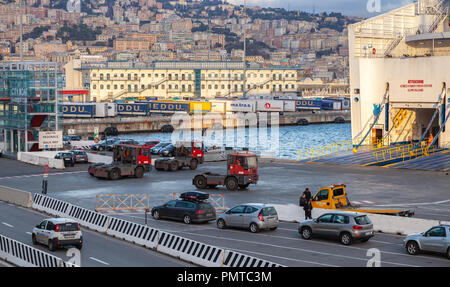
[42,173,48,195]
[145,208,149,225]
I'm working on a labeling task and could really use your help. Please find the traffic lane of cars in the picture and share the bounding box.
[0,201,191,267]
[109,211,450,267]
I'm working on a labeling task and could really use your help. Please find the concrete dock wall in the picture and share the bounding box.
[63,110,350,136]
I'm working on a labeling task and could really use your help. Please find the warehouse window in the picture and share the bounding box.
[93,84,97,89]
[161,85,165,89]
[106,74,110,80]
[148,74,151,77]
[120,73,124,78]
[182,74,185,80]
[175,85,178,90]
[141,74,145,77]
[114,85,117,90]
[134,85,138,91]
[214,84,218,89]
[148,84,151,89]
[208,85,211,89]
[128,74,131,80]
[100,74,104,80]
[100,84,104,89]
[120,84,124,89]
[107,85,110,90]
[114,74,117,78]
[182,85,185,91]
[175,74,178,80]
[188,74,192,80]
[141,84,145,89]
[221,84,225,89]
[155,73,159,78]
[188,85,192,91]
[202,84,205,89]
[169,84,172,89]
[92,73,96,78]
[134,74,138,80]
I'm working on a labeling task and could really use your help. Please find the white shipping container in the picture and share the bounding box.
[210,101,227,113]
[94,103,107,118]
[256,100,284,112]
[226,100,256,112]
[107,103,117,117]
[283,100,296,112]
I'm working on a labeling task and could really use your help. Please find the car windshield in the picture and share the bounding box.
[354,215,371,225]
[58,222,79,232]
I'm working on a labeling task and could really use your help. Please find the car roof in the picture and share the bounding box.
[241,203,273,208]
[320,211,366,217]
[45,218,77,223]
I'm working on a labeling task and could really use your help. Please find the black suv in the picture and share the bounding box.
[54,152,75,167]
[151,192,216,224]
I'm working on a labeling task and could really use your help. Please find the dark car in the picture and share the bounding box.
[160,144,176,157]
[71,150,89,163]
[91,138,117,151]
[151,192,216,224]
[106,139,139,151]
[55,152,75,167]
[150,142,171,155]
[63,135,82,142]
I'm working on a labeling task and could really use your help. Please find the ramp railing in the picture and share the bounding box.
[95,194,150,212]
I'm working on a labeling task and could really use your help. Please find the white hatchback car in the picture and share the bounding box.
[32,218,83,251]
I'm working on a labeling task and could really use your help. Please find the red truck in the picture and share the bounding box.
[88,144,152,180]
[154,141,204,171]
[192,152,258,191]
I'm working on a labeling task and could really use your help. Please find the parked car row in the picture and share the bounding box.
[54,150,89,167]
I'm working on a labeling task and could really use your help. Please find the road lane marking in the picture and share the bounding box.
[89,257,110,266]
[166,230,420,267]
[372,199,450,207]
[25,232,32,235]
[2,222,13,228]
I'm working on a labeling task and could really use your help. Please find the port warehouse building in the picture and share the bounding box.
[64,60,349,102]
[349,0,450,146]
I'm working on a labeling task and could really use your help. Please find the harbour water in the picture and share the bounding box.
[119,123,352,160]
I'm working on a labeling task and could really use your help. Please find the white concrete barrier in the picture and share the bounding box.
[17,152,64,169]
[271,203,449,236]
[156,232,225,267]
[222,250,282,267]
[106,217,159,248]
[68,140,94,150]
[0,186,32,208]
[66,205,109,233]
[0,234,75,267]
[86,153,112,164]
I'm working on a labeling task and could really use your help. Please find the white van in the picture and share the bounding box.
[32,218,83,251]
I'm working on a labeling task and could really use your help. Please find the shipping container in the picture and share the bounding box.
[149,101,190,113]
[117,103,149,115]
[209,101,227,113]
[226,100,256,112]
[321,100,341,110]
[107,102,117,117]
[94,103,108,118]
[189,102,212,113]
[295,99,322,110]
[256,100,284,112]
[283,100,296,112]
[61,103,96,118]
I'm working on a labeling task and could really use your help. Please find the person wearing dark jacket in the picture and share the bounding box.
[301,188,313,220]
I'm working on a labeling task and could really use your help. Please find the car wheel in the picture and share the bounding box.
[32,234,38,245]
[109,169,120,180]
[406,241,420,255]
[169,162,178,172]
[48,239,56,251]
[217,219,226,229]
[153,210,160,220]
[189,159,198,170]
[225,177,238,191]
[300,227,312,240]
[194,175,207,189]
[183,215,191,225]
[249,222,259,233]
[134,167,144,178]
[339,232,353,245]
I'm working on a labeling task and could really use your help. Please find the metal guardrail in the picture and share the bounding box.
[372,142,450,164]
[95,194,150,212]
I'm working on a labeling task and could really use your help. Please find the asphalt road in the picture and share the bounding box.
[0,157,449,220]
[0,201,191,267]
[1,157,449,267]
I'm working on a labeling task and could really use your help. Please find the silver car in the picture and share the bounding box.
[217,204,279,233]
[298,212,374,245]
[404,225,450,259]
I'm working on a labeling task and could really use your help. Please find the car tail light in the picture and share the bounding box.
[258,214,264,222]
[196,210,205,214]
[352,225,363,230]
[55,224,60,232]
[77,223,80,231]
